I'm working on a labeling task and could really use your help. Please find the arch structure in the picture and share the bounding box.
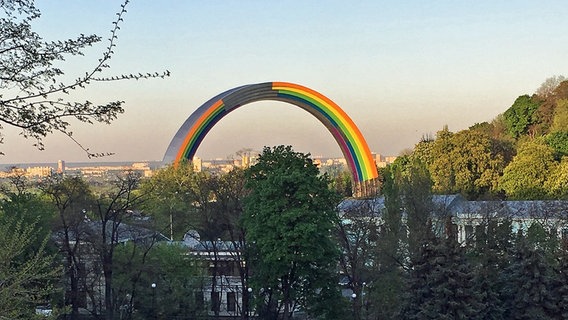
[163,82,378,197]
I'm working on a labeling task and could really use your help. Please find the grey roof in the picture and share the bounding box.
[454,200,568,219]
[338,195,568,219]
[53,220,168,244]
[337,197,384,216]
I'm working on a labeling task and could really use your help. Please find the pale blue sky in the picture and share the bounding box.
[3,1,568,164]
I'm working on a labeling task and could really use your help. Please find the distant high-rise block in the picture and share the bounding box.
[57,160,65,173]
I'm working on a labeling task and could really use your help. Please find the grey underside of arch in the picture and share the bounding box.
[162,82,342,165]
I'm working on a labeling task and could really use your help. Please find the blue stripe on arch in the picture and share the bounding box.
[185,107,228,160]
[276,92,364,182]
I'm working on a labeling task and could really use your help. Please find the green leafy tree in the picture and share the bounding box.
[0,0,168,156]
[243,146,342,319]
[503,95,541,138]
[138,161,202,240]
[112,242,206,320]
[556,249,568,318]
[545,131,568,158]
[550,99,568,132]
[40,176,94,319]
[141,165,254,318]
[533,81,568,136]
[501,236,559,319]
[429,129,505,198]
[399,157,435,261]
[336,199,380,320]
[500,140,558,199]
[544,157,568,198]
[0,174,56,255]
[0,215,61,319]
[370,164,407,319]
[411,135,435,167]
[400,232,482,320]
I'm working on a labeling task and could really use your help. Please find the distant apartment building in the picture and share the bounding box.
[193,157,203,172]
[26,166,53,177]
[374,153,398,168]
[57,160,66,173]
[0,166,52,178]
[64,162,153,178]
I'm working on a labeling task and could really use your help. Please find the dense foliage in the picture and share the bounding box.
[243,145,344,319]
[403,76,568,200]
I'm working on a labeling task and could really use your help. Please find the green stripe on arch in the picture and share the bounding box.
[163,82,379,188]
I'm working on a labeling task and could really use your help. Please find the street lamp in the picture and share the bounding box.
[362,282,367,320]
[151,283,157,319]
[351,292,359,320]
[247,287,253,319]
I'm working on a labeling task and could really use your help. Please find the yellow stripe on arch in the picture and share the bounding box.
[174,99,225,165]
[164,81,379,195]
[272,82,378,181]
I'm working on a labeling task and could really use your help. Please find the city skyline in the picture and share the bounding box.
[2,1,567,164]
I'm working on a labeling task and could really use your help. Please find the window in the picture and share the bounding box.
[465,225,473,244]
[195,291,204,309]
[211,292,220,312]
[227,292,236,312]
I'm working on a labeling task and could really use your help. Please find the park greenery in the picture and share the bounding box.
[4,0,568,319]
[404,75,568,200]
[3,137,568,319]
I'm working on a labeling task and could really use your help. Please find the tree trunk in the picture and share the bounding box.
[67,261,80,319]
[104,252,114,320]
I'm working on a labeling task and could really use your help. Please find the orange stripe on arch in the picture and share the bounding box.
[272,82,378,180]
[174,99,225,165]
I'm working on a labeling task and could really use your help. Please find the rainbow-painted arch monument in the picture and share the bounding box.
[163,82,379,197]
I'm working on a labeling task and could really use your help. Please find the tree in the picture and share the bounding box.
[400,218,482,320]
[0,214,61,318]
[399,157,435,261]
[43,173,152,320]
[545,157,568,198]
[550,99,568,132]
[503,95,541,138]
[501,236,559,319]
[369,164,407,319]
[545,131,568,158]
[327,167,353,198]
[428,129,506,198]
[469,211,515,320]
[533,81,568,136]
[242,146,342,319]
[138,161,202,240]
[90,172,148,320]
[499,140,558,199]
[40,175,95,319]
[0,174,56,253]
[411,134,435,167]
[535,75,566,99]
[140,164,253,318]
[556,249,568,318]
[0,0,168,156]
[112,242,206,320]
[211,168,252,319]
[335,198,380,320]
